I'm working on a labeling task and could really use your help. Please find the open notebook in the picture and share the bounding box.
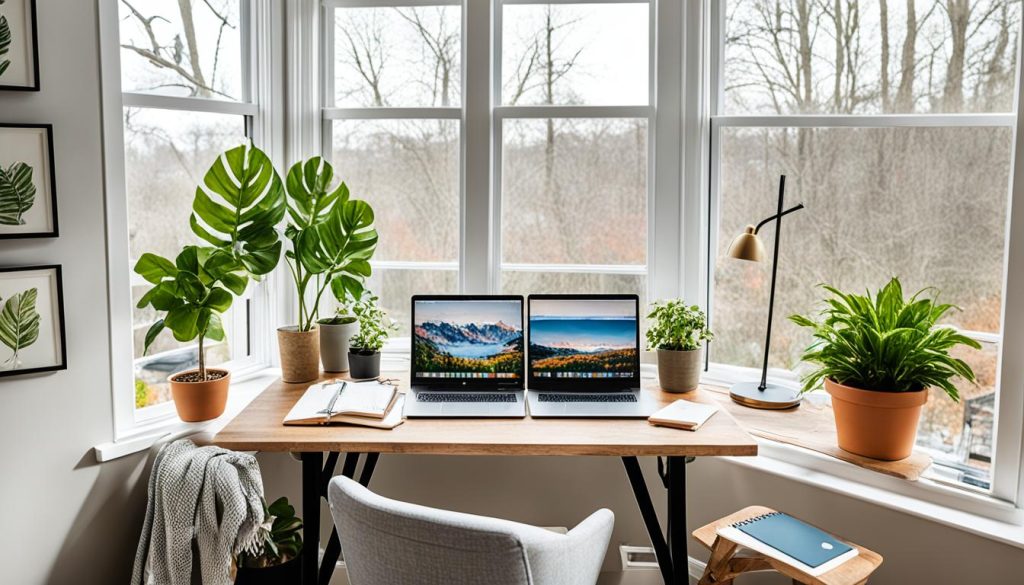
[284,381,404,429]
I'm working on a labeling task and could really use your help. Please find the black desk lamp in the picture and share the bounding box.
[727,175,805,409]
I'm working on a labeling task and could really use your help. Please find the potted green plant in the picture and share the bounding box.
[646,299,713,393]
[318,301,359,373]
[347,294,396,379]
[135,143,284,421]
[790,277,980,460]
[235,496,302,585]
[280,157,378,383]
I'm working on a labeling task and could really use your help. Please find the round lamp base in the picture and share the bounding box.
[730,381,802,410]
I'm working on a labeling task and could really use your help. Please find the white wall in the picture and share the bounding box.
[0,2,1021,583]
[0,1,153,583]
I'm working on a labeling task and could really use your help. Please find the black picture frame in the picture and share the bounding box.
[0,264,66,378]
[0,0,40,92]
[0,123,58,239]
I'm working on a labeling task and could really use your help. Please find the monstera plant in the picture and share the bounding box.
[276,157,378,383]
[135,143,284,422]
[0,162,35,225]
[0,287,40,370]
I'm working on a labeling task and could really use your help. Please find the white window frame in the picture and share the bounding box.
[689,0,1024,518]
[99,0,285,442]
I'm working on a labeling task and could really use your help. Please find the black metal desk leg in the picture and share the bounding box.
[666,456,688,585]
[301,452,323,585]
[622,457,674,584]
[320,453,361,585]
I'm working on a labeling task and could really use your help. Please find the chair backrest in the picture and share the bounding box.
[328,476,613,585]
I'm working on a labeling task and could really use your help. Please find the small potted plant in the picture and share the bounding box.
[318,300,359,373]
[646,299,713,393]
[347,294,396,380]
[790,277,980,461]
[280,157,378,383]
[235,496,302,585]
[134,247,245,422]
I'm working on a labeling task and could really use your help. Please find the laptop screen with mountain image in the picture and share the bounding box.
[527,295,641,390]
[411,296,525,387]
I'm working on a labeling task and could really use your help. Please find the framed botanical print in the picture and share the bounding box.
[0,0,39,91]
[0,265,66,378]
[0,123,57,238]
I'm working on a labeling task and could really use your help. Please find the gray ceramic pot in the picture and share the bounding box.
[319,319,358,373]
[656,347,704,393]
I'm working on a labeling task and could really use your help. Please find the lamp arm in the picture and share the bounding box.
[754,203,805,234]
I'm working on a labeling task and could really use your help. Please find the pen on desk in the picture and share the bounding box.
[321,381,347,421]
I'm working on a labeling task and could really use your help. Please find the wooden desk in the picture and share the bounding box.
[214,374,757,585]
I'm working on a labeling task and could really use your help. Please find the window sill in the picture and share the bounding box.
[93,369,281,462]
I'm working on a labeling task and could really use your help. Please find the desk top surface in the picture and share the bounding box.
[213,373,758,457]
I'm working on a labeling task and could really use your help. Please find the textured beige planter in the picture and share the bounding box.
[278,326,320,383]
[656,347,703,393]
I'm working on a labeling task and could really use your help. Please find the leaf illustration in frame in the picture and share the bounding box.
[0,14,10,77]
[0,162,36,225]
[0,288,41,370]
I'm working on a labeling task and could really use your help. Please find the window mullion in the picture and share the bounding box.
[462,0,494,294]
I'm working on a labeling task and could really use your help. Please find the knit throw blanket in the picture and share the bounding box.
[131,440,266,585]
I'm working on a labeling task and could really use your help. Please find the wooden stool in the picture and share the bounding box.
[692,506,883,585]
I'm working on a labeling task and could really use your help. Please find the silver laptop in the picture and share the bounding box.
[526,294,659,418]
[404,295,527,418]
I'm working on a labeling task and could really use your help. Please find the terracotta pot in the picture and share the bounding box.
[319,319,358,373]
[825,378,928,461]
[348,350,381,380]
[656,347,704,393]
[169,368,230,422]
[278,326,320,383]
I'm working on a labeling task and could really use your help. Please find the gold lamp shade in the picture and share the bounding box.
[727,225,765,262]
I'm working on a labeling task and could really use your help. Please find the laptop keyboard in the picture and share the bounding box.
[537,393,638,403]
[417,392,517,403]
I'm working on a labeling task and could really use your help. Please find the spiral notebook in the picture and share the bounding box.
[716,512,858,576]
[283,381,404,429]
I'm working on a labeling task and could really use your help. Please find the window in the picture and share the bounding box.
[105,0,275,426]
[324,2,463,336]
[497,2,651,298]
[322,0,676,338]
[709,0,1022,492]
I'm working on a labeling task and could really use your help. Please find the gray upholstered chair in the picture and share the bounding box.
[328,475,615,585]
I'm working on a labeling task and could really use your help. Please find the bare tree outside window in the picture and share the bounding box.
[717,0,1022,486]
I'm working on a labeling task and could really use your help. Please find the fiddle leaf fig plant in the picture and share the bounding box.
[190,143,286,277]
[283,157,378,331]
[135,246,242,379]
[789,277,981,401]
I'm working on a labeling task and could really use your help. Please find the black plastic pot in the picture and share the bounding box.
[348,349,381,379]
[235,557,301,585]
